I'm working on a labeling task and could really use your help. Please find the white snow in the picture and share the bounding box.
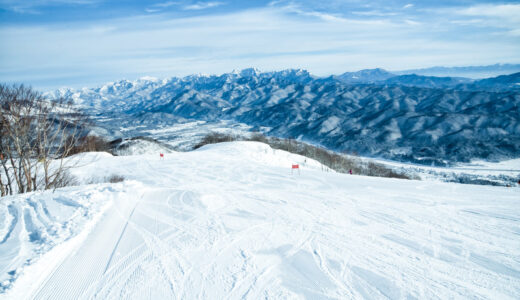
[0,181,128,293]
[136,120,253,151]
[462,158,520,172]
[368,156,520,184]
[1,141,519,299]
[319,116,341,134]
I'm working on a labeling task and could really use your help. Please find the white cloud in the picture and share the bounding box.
[145,1,182,13]
[456,4,520,29]
[404,19,420,26]
[403,4,414,9]
[1,0,99,14]
[351,10,398,17]
[145,8,161,13]
[183,1,224,11]
[273,2,347,22]
[460,4,520,19]
[155,1,181,8]
[9,5,40,14]
[507,28,520,37]
[1,4,519,90]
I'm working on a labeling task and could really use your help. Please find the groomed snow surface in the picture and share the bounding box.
[1,141,519,299]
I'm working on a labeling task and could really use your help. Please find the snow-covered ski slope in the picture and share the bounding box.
[2,142,520,299]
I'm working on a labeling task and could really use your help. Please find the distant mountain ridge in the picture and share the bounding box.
[395,63,520,79]
[48,68,520,165]
[335,69,520,91]
[383,74,473,89]
[334,68,395,83]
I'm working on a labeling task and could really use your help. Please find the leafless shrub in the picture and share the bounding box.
[193,132,240,149]
[87,174,125,184]
[364,162,411,179]
[52,170,79,189]
[107,174,125,183]
[248,132,269,143]
[0,83,89,196]
[69,135,111,156]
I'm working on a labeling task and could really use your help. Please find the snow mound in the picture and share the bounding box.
[195,141,328,171]
[112,137,176,156]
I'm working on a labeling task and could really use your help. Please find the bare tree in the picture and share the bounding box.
[0,109,9,196]
[0,83,88,196]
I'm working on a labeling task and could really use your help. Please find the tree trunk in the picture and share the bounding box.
[1,160,13,195]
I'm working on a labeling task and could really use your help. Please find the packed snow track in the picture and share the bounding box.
[2,142,520,299]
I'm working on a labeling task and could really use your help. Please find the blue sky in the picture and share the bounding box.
[1,0,519,90]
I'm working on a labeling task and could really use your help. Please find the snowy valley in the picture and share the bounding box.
[48,69,520,165]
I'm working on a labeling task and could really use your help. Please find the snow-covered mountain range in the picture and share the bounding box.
[48,68,520,165]
[395,63,520,79]
[336,69,520,91]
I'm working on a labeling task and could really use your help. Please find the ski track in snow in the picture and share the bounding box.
[1,141,519,299]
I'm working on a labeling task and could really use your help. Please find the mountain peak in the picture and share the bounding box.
[239,67,261,77]
[336,68,395,83]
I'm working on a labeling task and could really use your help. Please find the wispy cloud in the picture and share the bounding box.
[183,1,224,11]
[273,2,349,23]
[454,4,520,35]
[145,8,161,13]
[458,4,520,23]
[9,5,40,14]
[508,28,520,37]
[145,1,181,13]
[1,1,519,90]
[1,0,100,7]
[1,0,100,14]
[404,19,420,26]
[351,10,398,17]
[155,1,181,8]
